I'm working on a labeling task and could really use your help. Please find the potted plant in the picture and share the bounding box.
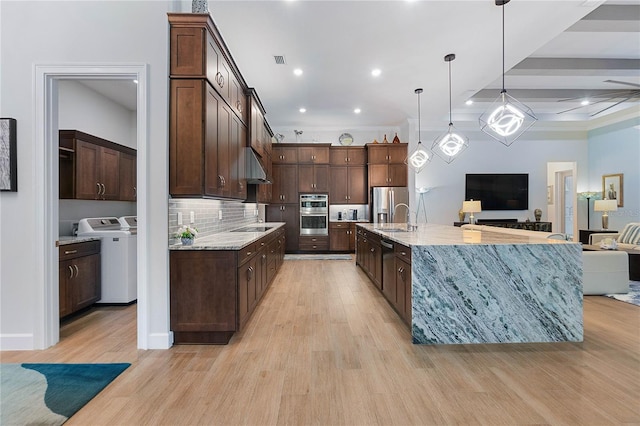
[176,226,198,246]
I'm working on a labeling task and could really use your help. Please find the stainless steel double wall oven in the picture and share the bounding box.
[299,194,328,235]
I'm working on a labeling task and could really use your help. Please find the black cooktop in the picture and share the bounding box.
[231,226,272,232]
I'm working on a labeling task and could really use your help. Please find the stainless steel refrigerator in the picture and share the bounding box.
[371,187,409,223]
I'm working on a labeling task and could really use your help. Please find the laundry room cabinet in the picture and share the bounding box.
[59,240,101,318]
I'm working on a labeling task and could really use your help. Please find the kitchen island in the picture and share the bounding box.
[356,223,583,345]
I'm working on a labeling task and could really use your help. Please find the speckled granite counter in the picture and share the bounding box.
[58,236,101,246]
[169,223,285,250]
[357,223,583,345]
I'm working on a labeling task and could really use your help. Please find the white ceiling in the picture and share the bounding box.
[81,0,640,131]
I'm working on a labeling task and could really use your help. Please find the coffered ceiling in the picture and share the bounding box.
[81,0,640,131]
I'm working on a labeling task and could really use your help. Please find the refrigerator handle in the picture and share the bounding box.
[389,189,395,223]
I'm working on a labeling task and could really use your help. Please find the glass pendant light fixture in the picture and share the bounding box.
[479,0,537,146]
[432,53,468,163]
[405,88,432,173]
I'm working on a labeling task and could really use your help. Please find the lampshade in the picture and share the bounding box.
[406,88,432,173]
[432,54,468,163]
[479,0,537,146]
[462,200,482,213]
[594,199,618,212]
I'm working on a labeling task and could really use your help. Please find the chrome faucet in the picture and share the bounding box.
[394,203,418,231]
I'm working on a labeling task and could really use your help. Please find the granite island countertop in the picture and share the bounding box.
[356,222,583,345]
[169,223,286,251]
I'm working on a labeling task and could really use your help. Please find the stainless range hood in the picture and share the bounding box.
[245,147,271,184]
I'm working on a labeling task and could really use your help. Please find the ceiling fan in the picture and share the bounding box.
[556,80,640,116]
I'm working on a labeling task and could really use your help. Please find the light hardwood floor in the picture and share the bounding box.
[3,258,639,425]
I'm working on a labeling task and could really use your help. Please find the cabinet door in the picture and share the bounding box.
[347,166,368,204]
[75,140,100,199]
[313,165,329,192]
[238,257,257,327]
[72,254,101,311]
[249,102,264,157]
[371,242,382,289]
[230,73,246,124]
[216,101,232,197]
[281,205,299,252]
[388,164,407,187]
[203,82,220,196]
[170,26,206,77]
[330,224,350,251]
[387,145,407,164]
[348,148,367,165]
[59,260,73,318]
[298,164,314,193]
[170,79,205,196]
[396,257,411,324]
[298,147,329,164]
[230,114,247,199]
[330,148,349,166]
[367,145,389,164]
[349,224,356,252]
[272,146,298,164]
[119,152,136,201]
[271,164,297,203]
[98,147,120,200]
[330,167,349,203]
[368,164,389,187]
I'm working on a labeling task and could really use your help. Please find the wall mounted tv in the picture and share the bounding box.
[465,173,529,211]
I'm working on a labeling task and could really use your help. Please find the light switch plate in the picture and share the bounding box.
[218,210,223,220]
[177,212,183,225]
[190,211,195,223]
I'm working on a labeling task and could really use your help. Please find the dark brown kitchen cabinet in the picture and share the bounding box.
[248,90,266,157]
[59,241,101,318]
[271,164,297,203]
[119,152,136,201]
[330,166,367,204]
[396,256,411,325]
[59,130,136,202]
[367,143,407,187]
[266,204,299,253]
[298,145,330,164]
[272,145,298,164]
[329,222,356,252]
[298,164,329,193]
[329,147,366,166]
[299,235,329,252]
[170,227,285,344]
[355,227,382,290]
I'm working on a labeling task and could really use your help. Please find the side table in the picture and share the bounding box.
[579,229,617,245]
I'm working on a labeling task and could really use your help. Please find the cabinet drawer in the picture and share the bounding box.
[299,236,329,251]
[59,240,100,261]
[395,243,411,262]
[330,222,350,229]
[238,242,257,265]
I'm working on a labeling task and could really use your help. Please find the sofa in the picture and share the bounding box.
[589,222,640,250]
[461,223,629,295]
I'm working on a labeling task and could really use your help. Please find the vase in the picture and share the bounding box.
[191,0,208,13]
[382,134,389,144]
[534,208,542,222]
[458,209,466,222]
[181,237,194,246]
[392,133,400,143]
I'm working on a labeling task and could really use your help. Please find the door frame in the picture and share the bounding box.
[34,64,150,349]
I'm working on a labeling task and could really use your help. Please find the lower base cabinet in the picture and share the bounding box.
[170,227,285,344]
[299,235,329,252]
[59,241,101,318]
[355,228,382,290]
[329,222,356,252]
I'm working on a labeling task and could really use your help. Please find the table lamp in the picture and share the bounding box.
[462,200,482,225]
[593,199,617,230]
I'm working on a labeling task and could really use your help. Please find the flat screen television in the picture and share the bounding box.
[465,173,529,211]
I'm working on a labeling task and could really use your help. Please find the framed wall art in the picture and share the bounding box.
[602,173,623,207]
[0,118,17,192]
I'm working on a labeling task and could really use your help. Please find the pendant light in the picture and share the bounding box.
[432,53,468,163]
[479,0,537,146]
[405,88,432,174]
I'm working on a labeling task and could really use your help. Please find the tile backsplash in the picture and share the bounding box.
[168,198,263,244]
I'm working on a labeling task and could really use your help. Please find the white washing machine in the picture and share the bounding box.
[77,217,137,304]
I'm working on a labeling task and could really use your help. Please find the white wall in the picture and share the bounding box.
[58,80,137,149]
[587,116,640,231]
[0,0,181,349]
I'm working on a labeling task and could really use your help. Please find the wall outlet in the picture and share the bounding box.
[190,211,195,223]
[254,209,258,217]
[177,212,183,225]
[218,210,223,220]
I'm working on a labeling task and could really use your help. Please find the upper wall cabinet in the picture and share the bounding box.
[59,130,136,201]
[169,13,247,125]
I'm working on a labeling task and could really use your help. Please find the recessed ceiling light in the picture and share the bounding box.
[293,68,303,76]
[371,69,381,77]
[354,108,361,114]
[581,100,590,106]
[299,108,306,113]
[465,99,473,106]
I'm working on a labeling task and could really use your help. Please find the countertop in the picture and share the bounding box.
[330,220,369,223]
[58,236,101,246]
[169,223,286,251]
[357,223,575,246]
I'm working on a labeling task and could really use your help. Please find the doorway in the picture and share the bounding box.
[558,170,574,237]
[35,64,149,349]
[547,161,577,241]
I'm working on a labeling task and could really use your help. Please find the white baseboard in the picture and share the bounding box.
[0,334,35,351]
[145,332,173,349]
